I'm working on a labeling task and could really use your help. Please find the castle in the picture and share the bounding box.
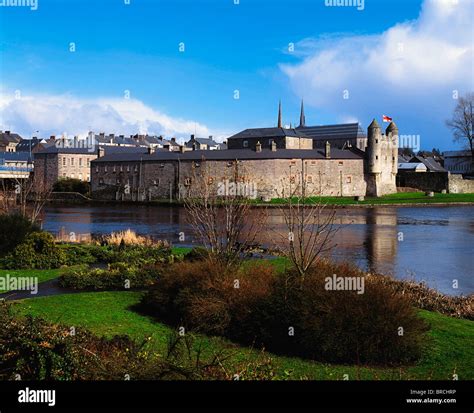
[88,104,398,200]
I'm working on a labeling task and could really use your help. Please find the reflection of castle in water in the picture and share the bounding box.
[363,208,398,274]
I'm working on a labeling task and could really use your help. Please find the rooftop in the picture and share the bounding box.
[92,147,363,163]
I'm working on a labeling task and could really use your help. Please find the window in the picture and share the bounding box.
[87,159,90,167]
[79,173,83,180]
[376,156,379,160]
[194,162,200,168]
[243,140,248,148]
[307,175,313,184]
[346,176,352,184]
[269,139,273,146]
[113,166,116,173]
[71,158,74,166]
[338,161,344,166]
[127,165,130,172]
[79,158,82,167]
[95,166,99,173]
[62,158,66,166]
[208,177,214,185]
[289,176,296,184]
[120,165,123,172]
[184,177,192,186]
[104,166,108,172]
[99,178,104,185]
[134,165,138,172]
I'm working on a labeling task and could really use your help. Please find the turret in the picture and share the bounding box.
[386,122,399,174]
[367,119,382,174]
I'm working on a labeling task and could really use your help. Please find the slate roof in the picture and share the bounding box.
[296,123,366,140]
[0,131,22,143]
[92,148,363,163]
[0,151,32,163]
[186,137,220,147]
[398,162,427,171]
[35,145,149,155]
[409,156,446,172]
[227,127,310,140]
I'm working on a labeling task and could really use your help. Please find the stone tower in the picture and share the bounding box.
[365,119,398,197]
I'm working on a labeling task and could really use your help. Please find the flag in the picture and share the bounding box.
[382,115,392,123]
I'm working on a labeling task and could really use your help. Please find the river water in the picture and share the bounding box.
[40,205,474,296]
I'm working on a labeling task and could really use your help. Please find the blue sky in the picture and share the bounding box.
[0,0,472,151]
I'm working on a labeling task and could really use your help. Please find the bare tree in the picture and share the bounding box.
[183,160,266,267]
[446,92,474,172]
[0,172,51,223]
[276,162,339,283]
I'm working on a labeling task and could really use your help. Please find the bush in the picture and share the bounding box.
[58,262,165,290]
[0,213,40,257]
[53,178,90,195]
[139,259,429,366]
[58,243,112,266]
[1,232,65,270]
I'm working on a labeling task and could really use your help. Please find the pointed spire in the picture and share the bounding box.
[277,100,282,128]
[299,99,306,128]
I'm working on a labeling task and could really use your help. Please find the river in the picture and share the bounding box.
[40,205,474,296]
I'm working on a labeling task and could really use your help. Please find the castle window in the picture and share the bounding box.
[184,177,192,186]
[346,176,352,184]
[208,177,214,185]
[195,162,200,168]
[95,166,99,173]
[160,163,165,168]
[104,166,108,172]
[99,178,104,186]
[376,139,379,144]
[338,161,344,166]
[243,140,248,148]
[87,159,90,167]
[290,161,296,165]
[306,175,313,184]
[289,176,296,184]
[113,166,116,173]
[376,156,379,160]
[227,162,233,167]
[63,158,66,166]
[71,158,74,166]
[79,158,82,167]
[127,165,130,172]
[134,165,138,172]
[120,165,123,172]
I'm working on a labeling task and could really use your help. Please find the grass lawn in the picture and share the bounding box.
[266,192,474,206]
[13,291,474,380]
[0,269,61,293]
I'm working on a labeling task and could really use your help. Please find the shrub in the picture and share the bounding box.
[139,259,429,366]
[58,243,112,266]
[183,246,210,262]
[0,213,40,257]
[58,262,165,290]
[53,178,90,195]
[1,232,65,269]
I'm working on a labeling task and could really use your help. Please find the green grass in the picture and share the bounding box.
[0,269,61,293]
[266,192,474,206]
[13,291,474,380]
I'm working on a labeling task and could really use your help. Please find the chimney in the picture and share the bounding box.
[97,146,105,158]
[171,137,176,143]
[190,134,195,140]
[5,131,10,135]
[255,141,262,153]
[148,146,155,154]
[271,141,277,152]
[179,145,186,153]
[325,141,331,159]
[49,135,56,141]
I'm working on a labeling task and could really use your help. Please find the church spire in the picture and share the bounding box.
[299,99,306,128]
[277,100,282,128]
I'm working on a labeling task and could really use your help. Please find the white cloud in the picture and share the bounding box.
[281,0,474,140]
[0,92,211,141]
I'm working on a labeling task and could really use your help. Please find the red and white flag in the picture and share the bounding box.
[382,115,393,123]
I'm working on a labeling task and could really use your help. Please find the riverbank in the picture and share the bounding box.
[46,192,474,208]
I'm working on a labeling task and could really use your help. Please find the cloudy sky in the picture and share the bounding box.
[0,0,472,150]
